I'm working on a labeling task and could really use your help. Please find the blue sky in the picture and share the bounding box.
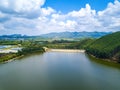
[0,0,120,35]
[43,0,115,13]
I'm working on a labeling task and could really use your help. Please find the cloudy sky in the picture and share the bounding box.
[0,0,120,35]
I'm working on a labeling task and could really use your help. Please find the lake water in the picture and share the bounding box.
[0,51,120,90]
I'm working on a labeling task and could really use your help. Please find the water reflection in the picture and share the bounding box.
[87,54,120,70]
[0,52,120,90]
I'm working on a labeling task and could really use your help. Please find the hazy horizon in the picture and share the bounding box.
[0,31,114,36]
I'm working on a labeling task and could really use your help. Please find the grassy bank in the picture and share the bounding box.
[0,42,45,63]
[0,53,17,62]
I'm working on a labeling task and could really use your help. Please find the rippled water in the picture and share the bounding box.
[0,51,120,90]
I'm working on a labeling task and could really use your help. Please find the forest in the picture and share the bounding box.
[86,32,120,62]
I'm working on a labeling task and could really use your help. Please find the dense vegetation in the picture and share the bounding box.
[22,39,95,50]
[0,40,21,45]
[86,31,120,62]
[69,38,95,49]
[0,40,45,62]
[45,40,75,49]
[17,43,45,56]
[45,39,95,49]
[0,53,17,62]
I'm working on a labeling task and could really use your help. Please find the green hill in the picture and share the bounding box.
[67,38,95,49]
[86,31,120,62]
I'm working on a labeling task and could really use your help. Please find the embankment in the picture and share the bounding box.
[49,49,85,53]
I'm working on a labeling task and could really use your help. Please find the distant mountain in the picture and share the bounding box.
[40,31,112,39]
[0,32,112,40]
[0,34,32,40]
[86,31,120,62]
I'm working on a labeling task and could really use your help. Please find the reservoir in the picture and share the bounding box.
[0,51,120,90]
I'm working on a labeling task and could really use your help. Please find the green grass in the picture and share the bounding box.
[0,53,17,62]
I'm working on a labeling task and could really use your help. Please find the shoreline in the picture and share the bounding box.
[1,49,118,64]
[0,49,84,64]
[1,51,45,64]
[3,55,24,64]
[87,53,118,63]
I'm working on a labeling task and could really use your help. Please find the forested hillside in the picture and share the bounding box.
[86,31,120,62]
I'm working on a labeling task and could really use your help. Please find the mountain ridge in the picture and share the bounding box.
[0,31,112,40]
[39,31,112,38]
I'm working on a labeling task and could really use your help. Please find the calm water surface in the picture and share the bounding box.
[0,51,120,90]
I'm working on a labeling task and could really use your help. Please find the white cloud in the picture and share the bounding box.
[51,4,100,32]
[0,0,120,35]
[98,0,120,17]
[41,7,56,16]
[0,0,45,18]
[0,0,45,13]
[68,4,96,18]
[97,0,120,31]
